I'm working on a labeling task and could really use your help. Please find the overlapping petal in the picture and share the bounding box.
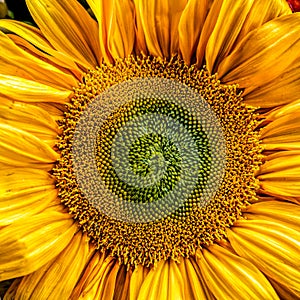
[134,0,187,58]
[0,31,77,89]
[218,14,300,97]
[257,151,300,201]
[227,218,300,297]
[26,0,101,69]
[0,168,57,226]
[14,232,90,299]
[0,210,77,281]
[0,124,59,169]
[195,245,279,299]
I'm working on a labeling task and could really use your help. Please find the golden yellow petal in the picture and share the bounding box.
[0,31,78,89]
[242,65,300,108]
[195,245,279,300]
[227,219,300,296]
[234,0,291,45]
[14,232,90,299]
[179,258,207,299]
[266,99,300,119]
[218,14,300,93]
[0,210,77,281]
[134,0,187,58]
[26,0,101,69]
[0,19,83,78]
[243,200,300,232]
[196,0,222,66]
[0,168,57,226]
[113,266,132,300]
[129,265,149,300]
[205,0,255,73]
[178,0,210,65]
[0,74,71,104]
[0,124,59,168]
[137,260,165,300]
[71,253,119,299]
[3,278,21,300]
[132,0,148,54]
[168,260,185,300]
[0,100,60,147]
[108,0,135,59]
[70,250,105,299]
[269,277,300,299]
[260,110,300,150]
[258,151,300,200]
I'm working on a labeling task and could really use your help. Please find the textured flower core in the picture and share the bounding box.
[53,56,262,267]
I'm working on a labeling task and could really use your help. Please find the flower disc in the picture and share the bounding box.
[54,55,262,267]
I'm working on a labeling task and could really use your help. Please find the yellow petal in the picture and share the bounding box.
[0,100,60,147]
[218,14,300,93]
[178,0,210,65]
[205,0,255,73]
[178,258,207,299]
[70,250,106,299]
[244,200,300,232]
[15,232,90,299]
[266,99,300,120]
[168,260,185,300]
[195,245,279,300]
[242,65,300,108]
[258,151,300,200]
[137,260,165,300]
[129,265,149,300]
[3,278,21,300]
[113,266,132,300]
[0,168,57,226]
[26,0,101,69]
[269,277,300,299]
[108,0,136,59]
[227,219,300,296]
[196,0,222,66]
[234,0,291,45]
[0,210,77,281]
[0,19,83,78]
[0,124,59,168]
[260,110,300,150]
[0,74,71,104]
[134,0,187,58]
[71,254,120,299]
[0,31,78,89]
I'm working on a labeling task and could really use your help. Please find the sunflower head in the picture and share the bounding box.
[0,0,300,299]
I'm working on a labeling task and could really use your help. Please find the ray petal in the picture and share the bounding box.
[134,0,187,58]
[14,232,90,299]
[243,200,300,232]
[205,0,255,73]
[0,19,83,77]
[218,14,300,94]
[0,124,59,169]
[0,31,78,89]
[0,210,77,281]
[0,74,71,104]
[0,168,58,226]
[227,219,300,296]
[26,0,101,68]
[260,110,300,150]
[0,100,60,147]
[178,0,211,65]
[258,151,300,200]
[195,245,279,300]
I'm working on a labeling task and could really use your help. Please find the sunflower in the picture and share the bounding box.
[0,0,300,299]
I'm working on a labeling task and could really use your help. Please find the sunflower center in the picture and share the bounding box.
[53,55,262,267]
